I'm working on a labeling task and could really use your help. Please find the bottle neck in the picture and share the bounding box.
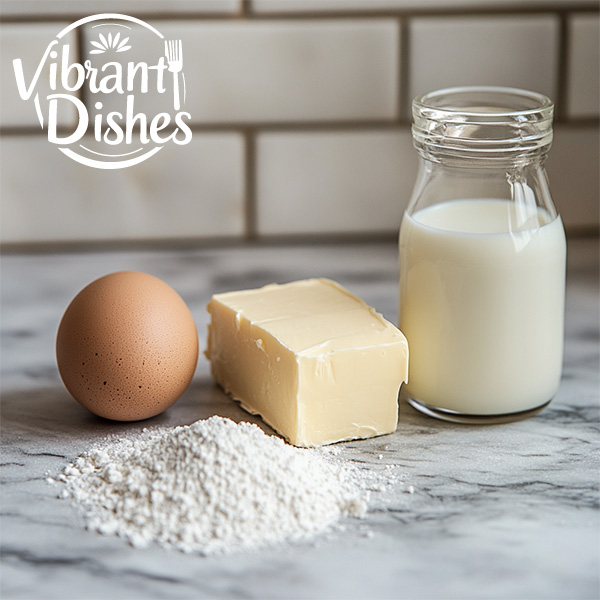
[407,156,557,221]
[411,86,554,168]
[413,138,551,169]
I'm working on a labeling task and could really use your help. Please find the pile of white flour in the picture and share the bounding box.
[53,416,374,555]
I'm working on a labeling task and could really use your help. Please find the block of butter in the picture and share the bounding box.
[205,278,408,447]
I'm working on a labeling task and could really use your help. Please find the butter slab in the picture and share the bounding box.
[205,278,408,447]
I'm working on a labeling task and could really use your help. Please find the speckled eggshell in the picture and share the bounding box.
[56,271,199,421]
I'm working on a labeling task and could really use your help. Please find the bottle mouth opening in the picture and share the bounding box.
[412,86,554,159]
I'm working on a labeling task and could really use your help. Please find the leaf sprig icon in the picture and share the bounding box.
[90,32,131,54]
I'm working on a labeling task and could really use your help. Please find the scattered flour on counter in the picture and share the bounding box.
[53,416,382,555]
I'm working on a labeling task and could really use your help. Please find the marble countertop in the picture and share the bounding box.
[1,238,598,600]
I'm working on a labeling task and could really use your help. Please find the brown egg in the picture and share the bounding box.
[56,271,199,421]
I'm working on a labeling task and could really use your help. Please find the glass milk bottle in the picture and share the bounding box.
[399,87,566,423]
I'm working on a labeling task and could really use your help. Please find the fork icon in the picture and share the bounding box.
[165,40,183,110]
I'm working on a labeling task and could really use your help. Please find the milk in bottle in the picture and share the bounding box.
[399,87,566,422]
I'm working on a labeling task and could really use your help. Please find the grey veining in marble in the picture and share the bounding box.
[1,239,599,600]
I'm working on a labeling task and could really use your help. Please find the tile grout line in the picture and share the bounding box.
[556,11,570,121]
[1,225,597,255]
[241,0,251,19]
[3,119,598,140]
[0,5,598,23]
[398,16,410,124]
[244,129,258,241]
[2,116,598,138]
[75,25,87,113]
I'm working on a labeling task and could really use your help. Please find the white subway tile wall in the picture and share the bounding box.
[546,126,600,227]
[256,130,416,234]
[82,20,398,123]
[252,0,600,12]
[567,13,600,118]
[0,0,598,244]
[0,135,245,243]
[180,19,398,122]
[0,23,77,128]
[408,15,559,105]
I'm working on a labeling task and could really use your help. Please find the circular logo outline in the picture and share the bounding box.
[54,14,181,170]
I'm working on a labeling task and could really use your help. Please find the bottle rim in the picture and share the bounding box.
[412,86,554,160]
[413,86,553,119]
